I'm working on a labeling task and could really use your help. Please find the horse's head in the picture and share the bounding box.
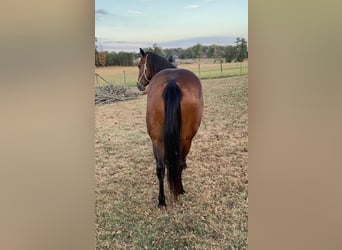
[136,48,177,91]
[136,48,152,91]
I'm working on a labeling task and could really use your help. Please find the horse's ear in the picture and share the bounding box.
[139,48,145,57]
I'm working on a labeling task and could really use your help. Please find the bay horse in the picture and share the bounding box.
[136,48,203,208]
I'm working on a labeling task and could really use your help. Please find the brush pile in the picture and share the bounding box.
[95,84,140,105]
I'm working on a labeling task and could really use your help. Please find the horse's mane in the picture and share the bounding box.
[146,52,176,76]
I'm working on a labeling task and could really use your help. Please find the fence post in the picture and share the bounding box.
[198,63,201,78]
[220,61,223,76]
[123,70,127,85]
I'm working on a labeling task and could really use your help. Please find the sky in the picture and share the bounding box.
[95,0,248,52]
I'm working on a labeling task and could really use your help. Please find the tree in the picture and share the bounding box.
[224,45,235,63]
[99,52,106,66]
[193,43,202,61]
[95,37,100,67]
[152,43,164,56]
[94,39,248,65]
[207,46,215,58]
[235,37,248,62]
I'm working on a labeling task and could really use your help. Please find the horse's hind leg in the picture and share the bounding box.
[156,157,166,207]
[180,139,192,169]
[153,142,166,208]
[180,172,185,194]
[181,158,187,170]
[180,139,192,194]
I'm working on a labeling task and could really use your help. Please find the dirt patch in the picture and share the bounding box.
[95,76,248,249]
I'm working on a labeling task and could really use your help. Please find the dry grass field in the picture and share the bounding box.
[95,76,248,249]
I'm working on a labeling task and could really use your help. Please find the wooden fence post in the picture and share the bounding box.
[220,61,223,76]
[123,70,126,85]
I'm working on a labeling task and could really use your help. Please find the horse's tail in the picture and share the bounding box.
[163,80,182,200]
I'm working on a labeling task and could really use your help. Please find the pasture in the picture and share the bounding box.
[95,76,248,249]
[95,61,248,87]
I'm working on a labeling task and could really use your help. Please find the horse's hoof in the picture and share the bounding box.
[158,203,167,209]
[158,200,166,209]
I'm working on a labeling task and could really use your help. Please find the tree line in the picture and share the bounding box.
[95,37,247,67]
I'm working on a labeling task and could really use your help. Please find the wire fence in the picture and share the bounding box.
[95,61,248,87]
[190,62,248,79]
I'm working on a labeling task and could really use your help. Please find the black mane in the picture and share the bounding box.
[146,52,176,76]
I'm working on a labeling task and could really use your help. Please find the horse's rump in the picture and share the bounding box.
[146,69,203,144]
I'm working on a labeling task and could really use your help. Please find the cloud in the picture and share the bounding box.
[159,36,238,48]
[96,39,151,52]
[96,9,110,15]
[184,4,200,9]
[95,9,111,21]
[97,36,240,52]
[127,9,142,15]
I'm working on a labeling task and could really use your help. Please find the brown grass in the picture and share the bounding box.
[95,76,248,249]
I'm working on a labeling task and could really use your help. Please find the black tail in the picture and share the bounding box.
[163,80,182,200]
